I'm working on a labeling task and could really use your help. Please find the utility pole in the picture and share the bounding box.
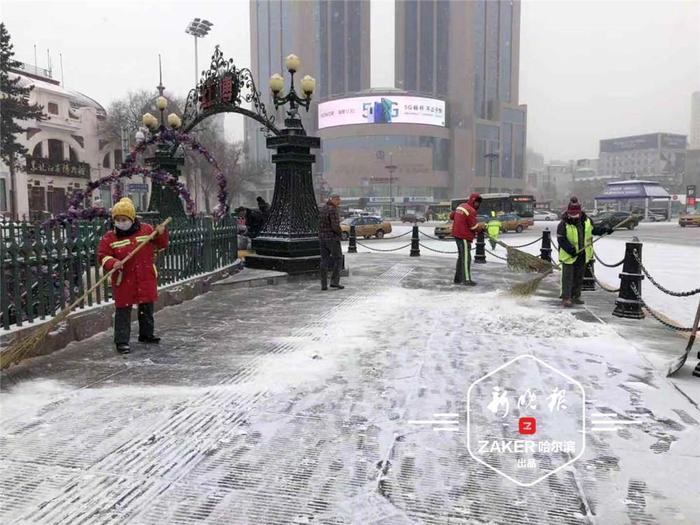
[485,152,499,193]
[385,154,398,218]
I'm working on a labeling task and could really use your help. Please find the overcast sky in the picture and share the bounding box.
[3,0,699,161]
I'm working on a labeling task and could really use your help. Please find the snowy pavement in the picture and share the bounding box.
[1,253,699,524]
[357,222,700,328]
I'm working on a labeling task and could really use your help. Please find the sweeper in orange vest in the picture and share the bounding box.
[98,198,168,354]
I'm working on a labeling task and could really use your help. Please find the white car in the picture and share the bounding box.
[533,210,558,221]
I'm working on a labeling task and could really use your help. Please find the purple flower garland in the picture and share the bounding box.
[42,128,230,228]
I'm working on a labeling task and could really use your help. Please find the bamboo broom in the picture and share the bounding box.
[509,215,634,296]
[1,217,172,370]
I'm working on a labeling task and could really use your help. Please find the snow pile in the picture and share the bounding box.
[593,239,700,328]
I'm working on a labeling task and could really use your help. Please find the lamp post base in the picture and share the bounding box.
[245,253,321,274]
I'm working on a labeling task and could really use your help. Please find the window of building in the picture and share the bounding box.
[114,150,123,166]
[48,139,64,162]
[47,102,59,115]
[102,153,111,168]
[32,143,42,157]
[69,147,78,163]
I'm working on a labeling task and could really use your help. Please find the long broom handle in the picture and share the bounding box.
[569,215,633,257]
[61,217,172,315]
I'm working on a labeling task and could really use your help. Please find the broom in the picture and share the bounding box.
[508,215,634,296]
[0,217,172,370]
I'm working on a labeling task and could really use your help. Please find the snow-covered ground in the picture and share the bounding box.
[1,254,698,523]
[355,223,700,328]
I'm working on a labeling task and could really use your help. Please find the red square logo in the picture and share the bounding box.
[519,417,536,435]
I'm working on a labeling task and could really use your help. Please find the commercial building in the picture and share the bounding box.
[538,162,574,209]
[598,133,687,192]
[246,0,526,209]
[0,62,121,220]
[394,0,527,198]
[690,91,700,149]
[317,89,449,215]
[246,0,371,201]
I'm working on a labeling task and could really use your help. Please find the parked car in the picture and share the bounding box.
[434,215,490,239]
[533,210,558,221]
[679,209,700,227]
[632,207,668,222]
[434,220,453,239]
[340,216,392,239]
[498,213,531,233]
[592,211,639,230]
[401,213,426,223]
[644,210,667,222]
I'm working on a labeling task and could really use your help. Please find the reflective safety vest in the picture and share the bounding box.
[487,219,501,240]
[559,218,593,264]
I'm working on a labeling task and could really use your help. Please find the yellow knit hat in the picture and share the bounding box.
[111,197,136,221]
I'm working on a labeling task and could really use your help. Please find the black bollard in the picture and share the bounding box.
[612,238,644,319]
[348,224,357,253]
[540,228,552,262]
[474,229,487,263]
[410,225,420,257]
[582,261,596,291]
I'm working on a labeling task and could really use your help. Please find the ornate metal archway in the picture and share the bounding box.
[180,46,280,136]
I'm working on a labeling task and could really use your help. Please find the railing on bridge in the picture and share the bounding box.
[1,215,238,330]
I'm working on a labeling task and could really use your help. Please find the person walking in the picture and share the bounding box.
[450,192,483,286]
[557,197,610,307]
[486,210,502,250]
[319,193,344,291]
[257,196,270,220]
[97,198,169,354]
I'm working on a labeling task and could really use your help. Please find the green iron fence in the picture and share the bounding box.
[1,215,238,330]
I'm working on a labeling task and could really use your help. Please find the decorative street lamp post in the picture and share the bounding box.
[141,59,186,219]
[245,54,322,274]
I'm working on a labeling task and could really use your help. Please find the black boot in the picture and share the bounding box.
[464,281,477,286]
[116,343,131,354]
[138,335,161,344]
[330,284,345,290]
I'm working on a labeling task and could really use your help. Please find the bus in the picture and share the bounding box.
[429,201,453,221]
[450,193,536,218]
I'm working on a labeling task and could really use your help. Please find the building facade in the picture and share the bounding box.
[0,63,121,220]
[317,89,449,214]
[246,0,371,201]
[395,0,527,198]
[598,133,687,192]
[691,91,700,149]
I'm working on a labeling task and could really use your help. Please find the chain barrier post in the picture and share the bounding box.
[410,225,420,257]
[540,228,552,262]
[582,261,596,291]
[474,229,487,263]
[613,238,645,319]
[348,224,357,254]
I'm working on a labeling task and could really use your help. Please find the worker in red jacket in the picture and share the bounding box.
[449,192,483,286]
[97,198,168,354]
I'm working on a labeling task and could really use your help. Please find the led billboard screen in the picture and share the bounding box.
[318,96,446,129]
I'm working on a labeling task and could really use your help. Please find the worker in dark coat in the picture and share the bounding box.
[318,193,344,291]
[557,197,611,307]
